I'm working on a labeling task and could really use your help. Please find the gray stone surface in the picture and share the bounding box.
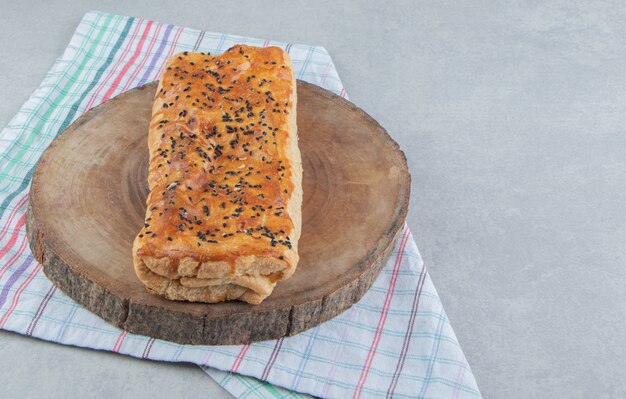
[1,1,626,397]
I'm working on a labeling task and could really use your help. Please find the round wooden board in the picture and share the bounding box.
[26,81,410,345]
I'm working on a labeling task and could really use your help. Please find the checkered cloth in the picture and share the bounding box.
[0,11,481,398]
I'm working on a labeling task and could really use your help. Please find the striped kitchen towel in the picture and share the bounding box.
[0,11,481,398]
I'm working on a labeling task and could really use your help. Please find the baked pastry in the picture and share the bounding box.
[132,45,301,305]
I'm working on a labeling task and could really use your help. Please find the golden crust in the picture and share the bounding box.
[133,45,301,304]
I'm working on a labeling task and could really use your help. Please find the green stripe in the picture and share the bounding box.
[58,17,136,132]
[0,16,135,217]
[220,371,235,386]
[0,13,113,181]
[0,15,127,190]
[236,373,282,399]
[260,380,293,399]
[214,369,309,399]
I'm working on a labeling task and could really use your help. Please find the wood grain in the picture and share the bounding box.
[26,81,410,345]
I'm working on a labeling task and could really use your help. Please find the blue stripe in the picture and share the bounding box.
[418,308,448,397]
[55,298,80,341]
[290,326,319,389]
[296,46,314,80]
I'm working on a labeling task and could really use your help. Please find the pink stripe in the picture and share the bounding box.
[0,227,29,282]
[0,213,25,261]
[0,263,42,328]
[0,197,31,281]
[231,344,250,372]
[83,19,145,111]
[155,26,184,77]
[118,23,162,93]
[113,330,128,352]
[0,195,28,242]
[0,232,38,325]
[200,350,214,365]
[101,21,154,102]
[322,370,335,397]
[0,196,30,287]
[263,40,270,48]
[318,61,334,87]
[352,228,410,399]
[339,87,347,98]
[451,365,467,399]
[321,309,359,397]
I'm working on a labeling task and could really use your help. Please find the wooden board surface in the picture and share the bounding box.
[26,81,410,345]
